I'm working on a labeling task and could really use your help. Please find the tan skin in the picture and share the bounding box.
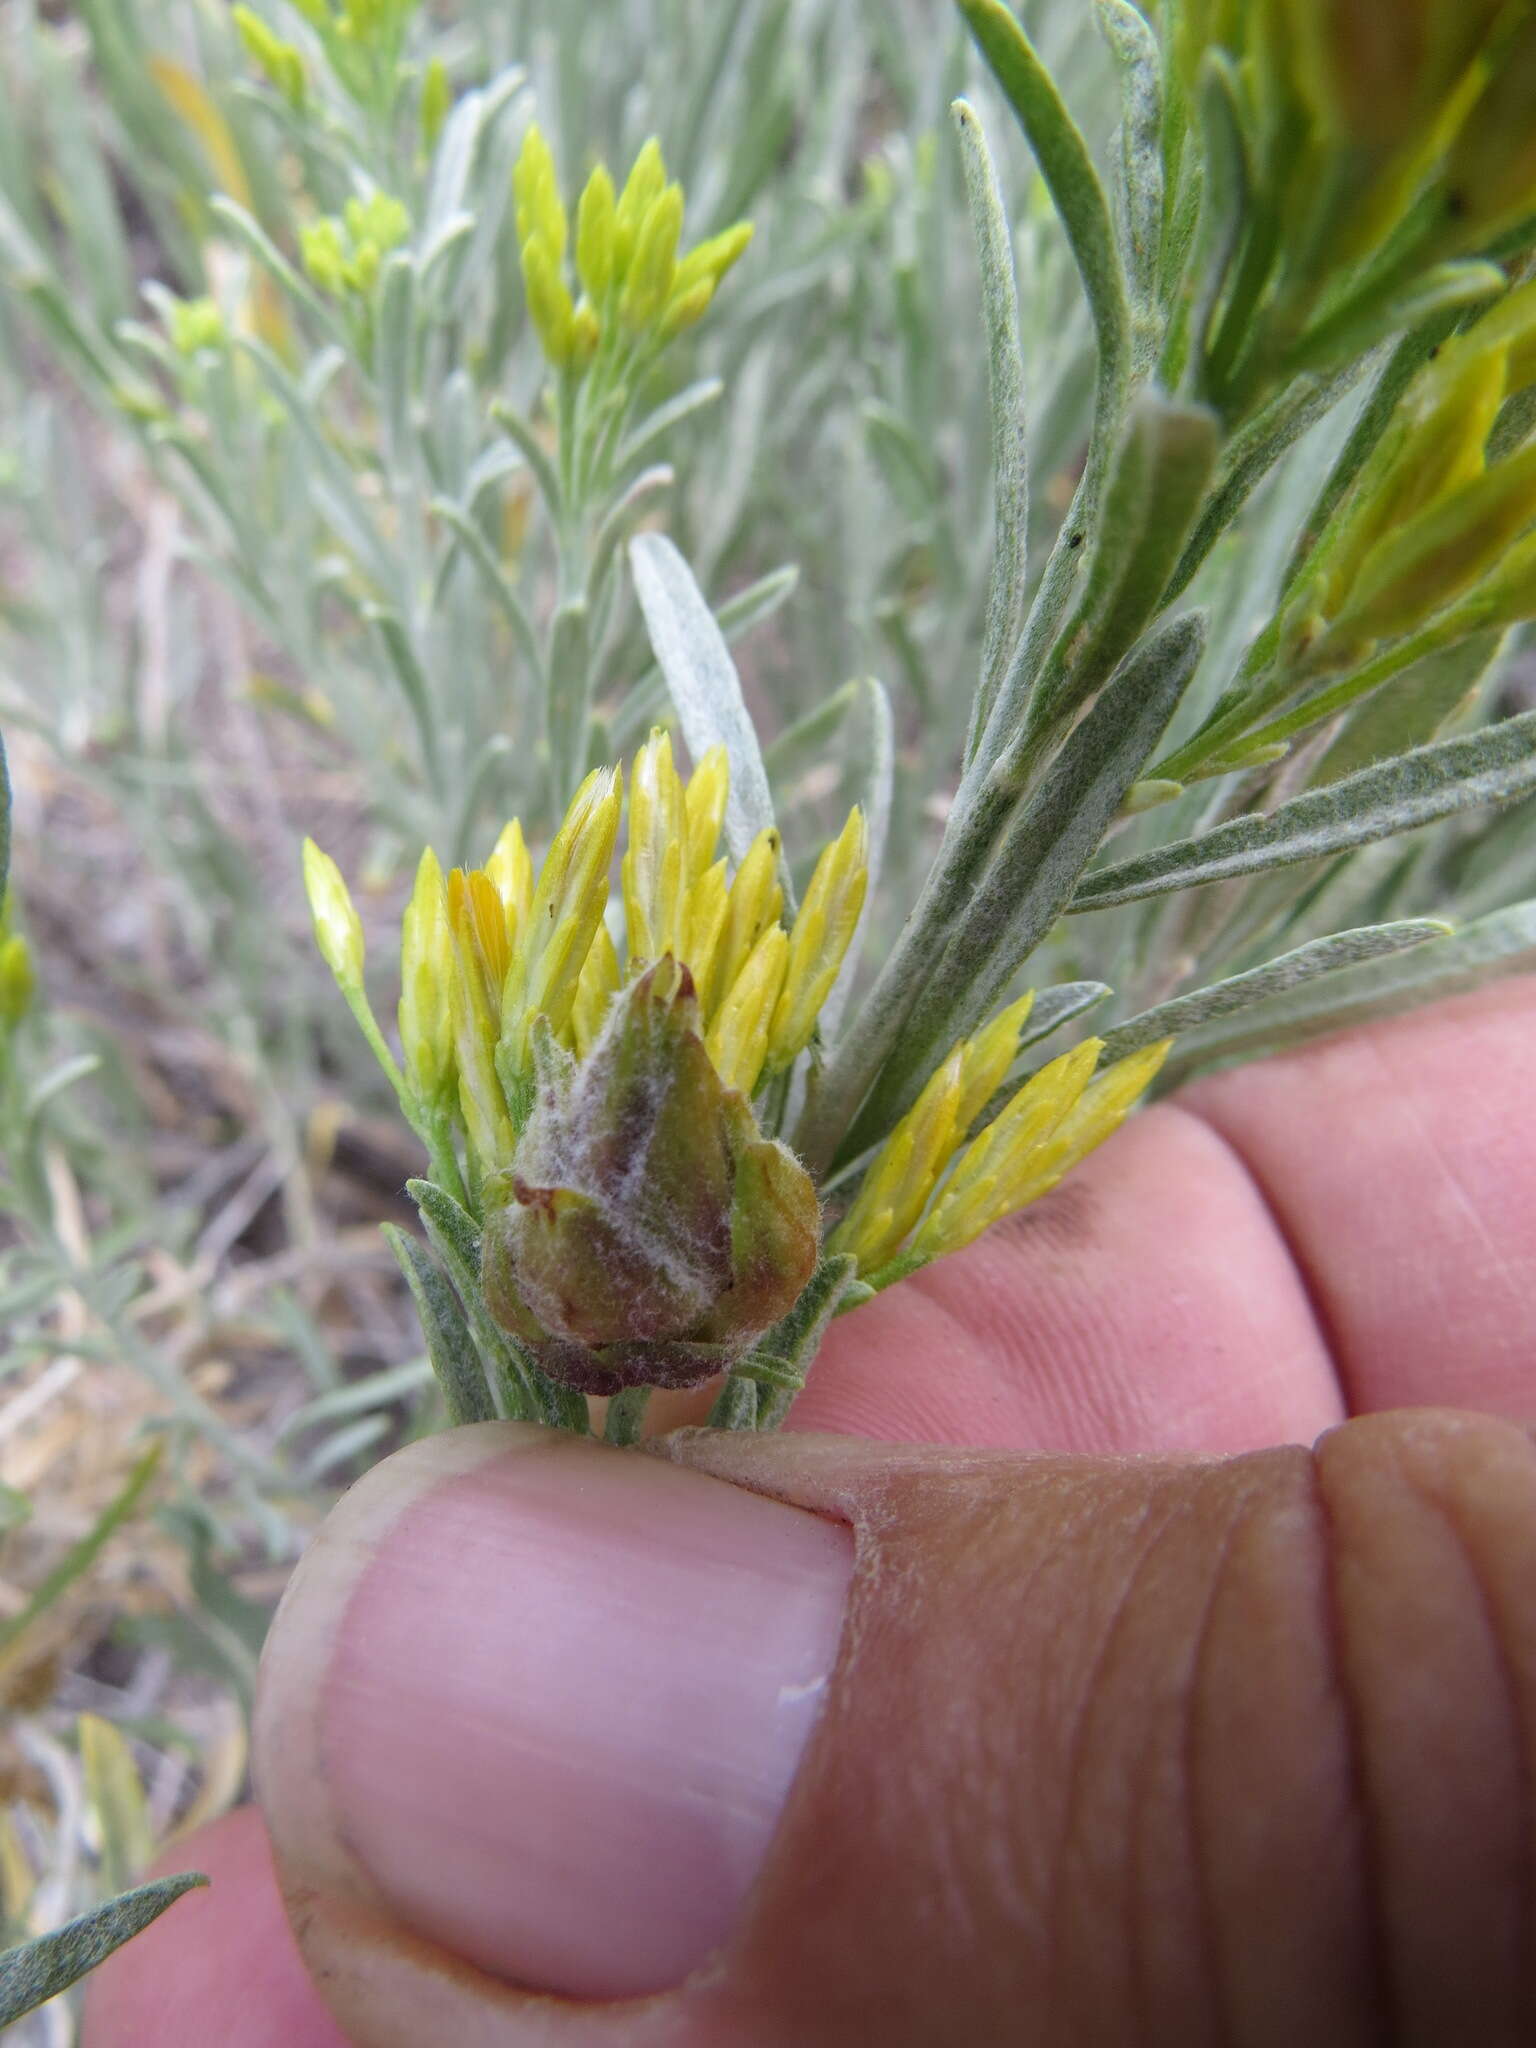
[86,979,1536,2045]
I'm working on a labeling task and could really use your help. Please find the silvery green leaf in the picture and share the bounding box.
[750,1253,860,1429]
[206,197,337,336]
[375,253,416,462]
[617,378,725,475]
[244,344,395,591]
[959,0,1130,405]
[1158,899,1536,1079]
[416,213,476,303]
[613,565,801,753]
[547,599,591,801]
[383,1225,494,1426]
[1020,979,1113,1049]
[629,534,778,865]
[588,465,674,600]
[851,611,1207,1143]
[1097,920,1449,1063]
[429,496,543,686]
[952,98,1028,752]
[1071,709,1536,911]
[364,608,441,793]
[421,81,485,246]
[1030,392,1218,736]
[0,1873,207,2026]
[1094,0,1163,308]
[490,399,562,517]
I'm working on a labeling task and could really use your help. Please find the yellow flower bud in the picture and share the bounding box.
[657,280,715,341]
[233,6,305,108]
[399,847,454,1108]
[955,990,1036,1131]
[706,924,789,1097]
[576,162,618,302]
[571,920,621,1057]
[503,767,624,1063]
[0,933,34,1028]
[620,184,684,333]
[671,220,754,297]
[704,825,782,1016]
[166,295,226,356]
[766,807,868,1068]
[520,236,577,367]
[614,137,666,274]
[683,743,729,875]
[300,218,347,295]
[447,868,516,1172]
[829,1047,965,1273]
[485,818,533,938]
[420,56,451,153]
[683,856,730,1001]
[302,838,365,991]
[513,124,567,264]
[622,729,688,965]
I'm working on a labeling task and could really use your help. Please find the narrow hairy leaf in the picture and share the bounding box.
[1031,392,1218,733]
[1158,899,1536,1080]
[630,534,778,865]
[0,1873,206,2026]
[382,1225,495,1426]
[1097,920,1449,1063]
[958,0,1130,406]
[952,99,1028,753]
[751,1253,860,1429]
[1071,710,1536,910]
[850,611,1206,1144]
[1094,0,1163,306]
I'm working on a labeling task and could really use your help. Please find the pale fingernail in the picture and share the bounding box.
[317,1429,853,1999]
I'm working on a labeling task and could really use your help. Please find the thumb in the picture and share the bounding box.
[253,1413,1536,2046]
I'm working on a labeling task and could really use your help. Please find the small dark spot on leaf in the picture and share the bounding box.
[1068,531,1084,550]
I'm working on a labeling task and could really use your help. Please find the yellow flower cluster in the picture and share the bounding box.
[300,192,411,298]
[305,731,866,1179]
[513,126,753,372]
[1293,277,1536,666]
[830,999,1169,1280]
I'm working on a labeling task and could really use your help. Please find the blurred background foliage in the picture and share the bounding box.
[0,0,1533,2031]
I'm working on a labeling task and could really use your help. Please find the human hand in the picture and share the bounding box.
[85,981,1536,2045]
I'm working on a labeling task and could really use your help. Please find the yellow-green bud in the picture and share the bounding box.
[620,183,684,333]
[166,295,226,356]
[575,162,618,302]
[420,55,451,153]
[671,220,754,297]
[657,280,715,340]
[232,6,305,108]
[302,838,366,991]
[520,236,577,367]
[614,137,666,274]
[399,847,455,1109]
[300,218,347,295]
[0,933,34,1028]
[513,124,567,264]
